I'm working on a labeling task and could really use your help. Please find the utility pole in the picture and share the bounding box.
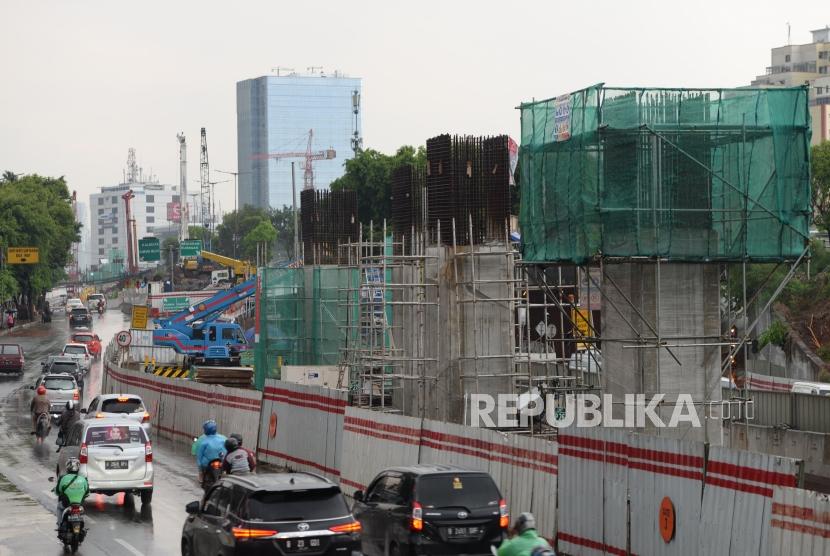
[291,161,299,262]
[177,133,188,242]
[169,244,175,290]
[216,169,250,259]
[351,89,362,155]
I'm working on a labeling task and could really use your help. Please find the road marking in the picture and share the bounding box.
[18,474,31,482]
[114,538,144,556]
[42,489,56,498]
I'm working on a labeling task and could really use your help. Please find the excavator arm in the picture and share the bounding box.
[155,277,257,335]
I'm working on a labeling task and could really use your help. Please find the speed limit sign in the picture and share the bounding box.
[116,330,132,347]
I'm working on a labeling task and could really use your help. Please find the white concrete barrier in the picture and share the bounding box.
[769,486,830,555]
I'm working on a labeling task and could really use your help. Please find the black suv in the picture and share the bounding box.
[181,472,362,556]
[352,465,507,556]
[69,307,92,327]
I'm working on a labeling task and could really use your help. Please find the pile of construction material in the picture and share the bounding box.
[192,365,253,387]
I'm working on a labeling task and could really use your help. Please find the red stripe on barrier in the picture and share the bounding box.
[345,415,420,438]
[559,434,628,457]
[420,439,557,476]
[265,394,344,415]
[558,532,630,556]
[773,502,830,524]
[770,518,830,538]
[343,425,421,446]
[340,478,367,491]
[560,447,628,468]
[705,476,772,498]
[256,447,340,477]
[265,386,347,410]
[627,446,703,469]
[628,460,702,482]
[707,461,797,488]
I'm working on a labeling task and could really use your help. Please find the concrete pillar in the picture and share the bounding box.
[602,262,723,444]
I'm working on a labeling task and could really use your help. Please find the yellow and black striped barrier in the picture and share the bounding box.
[152,366,190,379]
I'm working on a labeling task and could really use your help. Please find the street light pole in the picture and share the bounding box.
[216,169,249,259]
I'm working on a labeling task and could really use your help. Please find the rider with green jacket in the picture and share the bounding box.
[497,513,554,556]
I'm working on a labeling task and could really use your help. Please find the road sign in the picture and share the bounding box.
[116,330,132,347]
[138,237,161,262]
[180,239,202,258]
[131,305,149,329]
[7,247,39,264]
[163,296,191,312]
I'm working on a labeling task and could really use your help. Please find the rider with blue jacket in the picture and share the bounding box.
[195,419,227,476]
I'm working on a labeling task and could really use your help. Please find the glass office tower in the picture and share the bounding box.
[237,73,362,209]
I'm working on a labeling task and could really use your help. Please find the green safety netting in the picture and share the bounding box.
[518,84,812,263]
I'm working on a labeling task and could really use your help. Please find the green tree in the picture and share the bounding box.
[243,220,277,262]
[214,206,271,259]
[267,205,298,260]
[162,237,180,268]
[813,141,830,233]
[330,145,426,227]
[0,174,79,317]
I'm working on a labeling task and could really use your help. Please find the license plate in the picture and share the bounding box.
[284,538,321,552]
[105,460,129,470]
[68,514,83,522]
[446,526,481,538]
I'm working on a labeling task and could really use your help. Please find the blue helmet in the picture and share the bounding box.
[203,419,217,435]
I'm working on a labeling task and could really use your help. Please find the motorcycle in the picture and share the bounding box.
[97,303,104,315]
[58,503,87,553]
[202,458,223,492]
[35,412,50,444]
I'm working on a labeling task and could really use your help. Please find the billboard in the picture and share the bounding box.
[167,202,181,223]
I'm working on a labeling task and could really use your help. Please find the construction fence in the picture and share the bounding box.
[723,387,830,434]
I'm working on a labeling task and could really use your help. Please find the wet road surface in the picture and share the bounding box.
[0,309,204,555]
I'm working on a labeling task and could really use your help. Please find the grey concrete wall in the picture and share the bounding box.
[747,306,826,382]
[602,262,723,444]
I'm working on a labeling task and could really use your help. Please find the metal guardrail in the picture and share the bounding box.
[724,387,830,434]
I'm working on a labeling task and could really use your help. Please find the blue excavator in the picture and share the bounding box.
[152,278,256,366]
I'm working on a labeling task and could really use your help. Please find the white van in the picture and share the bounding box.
[791,381,830,396]
[210,269,231,287]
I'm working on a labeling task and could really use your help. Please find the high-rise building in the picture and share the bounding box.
[237,71,362,209]
[89,151,180,268]
[751,26,830,144]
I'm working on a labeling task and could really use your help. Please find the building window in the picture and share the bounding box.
[98,238,104,245]
[821,66,828,74]
[98,208,104,215]
[112,236,118,243]
[112,227,117,233]
[147,216,155,223]
[146,206,155,213]
[820,51,828,59]
[111,207,117,214]
[98,227,104,235]
[111,196,117,203]
[112,217,118,224]
[172,195,180,203]
[785,54,791,62]
[146,227,154,233]
[98,198,104,205]
[146,195,154,203]
[99,248,105,255]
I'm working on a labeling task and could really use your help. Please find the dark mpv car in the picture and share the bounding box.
[181,472,362,556]
[352,465,507,556]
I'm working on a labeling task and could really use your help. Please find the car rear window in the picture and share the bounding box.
[64,345,86,355]
[51,362,78,373]
[246,488,349,522]
[101,399,143,413]
[85,425,146,445]
[71,308,88,315]
[416,474,501,509]
[89,295,103,300]
[1,345,20,355]
[44,378,75,390]
[73,335,93,342]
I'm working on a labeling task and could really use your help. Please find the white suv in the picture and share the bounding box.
[61,343,92,373]
[57,418,154,505]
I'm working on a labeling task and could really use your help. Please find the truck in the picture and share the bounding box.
[151,278,256,366]
[181,250,255,284]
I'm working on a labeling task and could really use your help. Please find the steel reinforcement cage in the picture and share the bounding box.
[518,84,812,264]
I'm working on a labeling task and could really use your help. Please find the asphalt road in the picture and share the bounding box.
[0,309,204,555]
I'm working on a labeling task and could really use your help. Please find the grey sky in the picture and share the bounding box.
[0,0,824,218]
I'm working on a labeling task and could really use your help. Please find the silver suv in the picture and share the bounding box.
[32,373,80,420]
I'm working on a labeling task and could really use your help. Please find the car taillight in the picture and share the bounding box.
[210,460,222,469]
[232,527,277,539]
[73,390,80,401]
[142,411,150,423]
[410,501,423,532]
[95,413,104,418]
[79,443,87,464]
[70,505,83,514]
[329,520,361,533]
[145,442,152,463]
[499,498,509,528]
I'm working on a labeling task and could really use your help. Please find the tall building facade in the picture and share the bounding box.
[237,72,362,209]
[751,26,830,144]
[89,180,181,268]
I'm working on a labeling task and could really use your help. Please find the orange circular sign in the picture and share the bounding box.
[268,412,278,438]
[659,496,676,543]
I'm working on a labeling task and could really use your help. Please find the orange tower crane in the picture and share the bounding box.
[252,129,336,191]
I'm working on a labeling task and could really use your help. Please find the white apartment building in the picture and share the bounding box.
[751,26,830,144]
[89,181,180,268]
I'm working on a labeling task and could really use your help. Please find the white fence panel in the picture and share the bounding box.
[769,486,830,556]
[603,429,629,556]
[699,446,801,555]
[256,380,346,481]
[628,433,705,556]
[340,408,423,495]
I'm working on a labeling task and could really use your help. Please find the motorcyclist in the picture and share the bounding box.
[229,433,256,472]
[54,458,89,528]
[497,513,554,556]
[222,437,251,475]
[195,419,227,481]
[97,299,104,314]
[56,401,81,451]
[30,385,51,434]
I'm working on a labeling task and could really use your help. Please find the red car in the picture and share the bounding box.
[71,332,102,359]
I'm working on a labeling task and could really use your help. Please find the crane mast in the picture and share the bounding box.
[251,129,335,191]
[200,127,211,249]
[177,132,188,242]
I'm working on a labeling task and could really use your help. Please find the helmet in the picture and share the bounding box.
[66,458,81,474]
[514,512,536,533]
[37,385,47,395]
[65,400,76,411]
[224,437,239,453]
[230,433,243,446]
[203,419,217,435]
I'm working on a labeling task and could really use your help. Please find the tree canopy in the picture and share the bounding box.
[329,145,426,227]
[812,141,830,233]
[0,173,80,314]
